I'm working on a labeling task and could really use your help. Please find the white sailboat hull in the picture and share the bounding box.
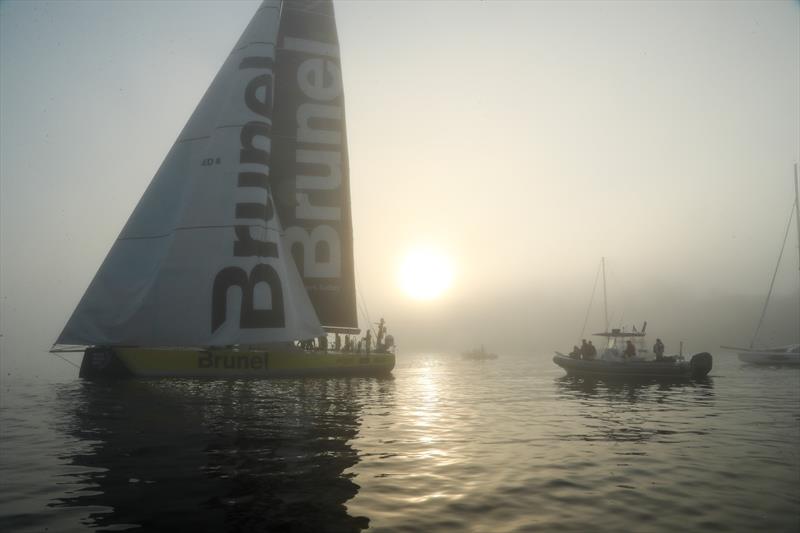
[737,348,799,365]
[738,352,800,364]
[721,345,800,365]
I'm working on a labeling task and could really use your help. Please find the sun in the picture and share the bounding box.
[398,247,454,300]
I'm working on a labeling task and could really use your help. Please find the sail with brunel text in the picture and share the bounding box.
[271,1,358,331]
[55,0,324,348]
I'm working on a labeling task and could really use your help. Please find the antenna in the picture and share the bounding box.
[579,260,602,339]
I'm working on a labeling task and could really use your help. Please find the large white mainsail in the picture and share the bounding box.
[57,1,324,347]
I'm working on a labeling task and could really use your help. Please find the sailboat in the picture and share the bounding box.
[721,164,800,365]
[50,0,395,378]
[553,258,713,378]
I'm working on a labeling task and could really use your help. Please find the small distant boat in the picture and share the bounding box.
[462,346,498,360]
[722,164,800,366]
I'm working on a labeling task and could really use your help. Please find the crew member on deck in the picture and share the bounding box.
[335,332,341,352]
[580,339,589,359]
[570,345,581,359]
[376,318,386,347]
[653,338,665,361]
[587,341,597,360]
[624,340,636,359]
[365,330,372,354]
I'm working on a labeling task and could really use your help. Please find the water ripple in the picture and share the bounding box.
[0,354,798,532]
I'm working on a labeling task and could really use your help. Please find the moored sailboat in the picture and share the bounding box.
[722,344,800,365]
[721,164,800,366]
[51,0,394,378]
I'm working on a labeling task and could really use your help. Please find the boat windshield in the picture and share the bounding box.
[594,327,649,354]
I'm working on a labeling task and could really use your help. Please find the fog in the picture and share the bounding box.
[383,274,800,356]
[1,0,798,378]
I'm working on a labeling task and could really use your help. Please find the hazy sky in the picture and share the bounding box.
[1,0,798,375]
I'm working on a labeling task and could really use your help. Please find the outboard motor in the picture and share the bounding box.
[689,352,713,378]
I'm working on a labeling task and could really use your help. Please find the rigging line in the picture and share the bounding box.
[118,223,281,242]
[579,260,602,339]
[794,163,800,270]
[176,136,210,144]
[52,352,81,369]
[751,197,797,348]
[353,262,372,336]
[232,40,277,53]
[350,205,371,335]
[283,3,336,19]
[607,264,631,329]
[357,288,372,335]
[602,257,609,334]
[794,164,800,342]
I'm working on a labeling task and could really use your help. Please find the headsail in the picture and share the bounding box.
[56,1,325,347]
[270,0,358,330]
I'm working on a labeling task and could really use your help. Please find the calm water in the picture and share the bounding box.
[1,352,798,532]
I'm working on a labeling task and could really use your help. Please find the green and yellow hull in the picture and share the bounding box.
[79,346,395,379]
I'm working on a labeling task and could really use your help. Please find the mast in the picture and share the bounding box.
[579,260,602,339]
[750,171,797,348]
[602,257,609,333]
[794,163,799,271]
[795,163,799,340]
